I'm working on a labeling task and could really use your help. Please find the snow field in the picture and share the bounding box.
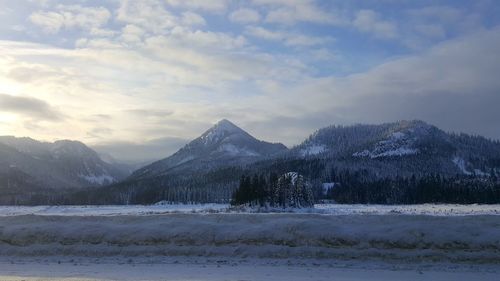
[0,213,499,263]
[0,258,498,281]
[0,203,498,216]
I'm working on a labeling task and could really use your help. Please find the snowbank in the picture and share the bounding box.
[0,214,498,263]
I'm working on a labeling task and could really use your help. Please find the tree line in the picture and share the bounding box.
[231,172,314,208]
[326,170,500,204]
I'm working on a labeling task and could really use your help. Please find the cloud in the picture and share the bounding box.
[253,0,345,26]
[164,0,230,13]
[120,24,145,43]
[2,0,499,148]
[87,127,113,138]
[408,6,463,23]
[29,4,110,34]
[261,27,500,143]
[353,10,398,39]
[229,8,261,24]
[125,109,174,118]
[413,24,446,39]
[116,0,177,34]
[0,93,63,121]
[92,137,188,163]
[245,26,334,47]
[181,11,206,26]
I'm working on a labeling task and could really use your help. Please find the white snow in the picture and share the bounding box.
[0,204,499,280]
[201,119,240,145]
[453,156,472,175]
[391,131,406,139]
[353,147,418,158]
[0,204,228,216]
[175,155,195,166]
[0,213,499,264]
[218,143,259,156]
[78,174,115,185]
[282,171,300,185]
[474,169,490,177]
[322,182,336,195]
[353,130,419,158]
[0,203,498,217]
[373,147,419,157]
[300,144,327,156]
[314,203,500,216]
[0,258,497,281]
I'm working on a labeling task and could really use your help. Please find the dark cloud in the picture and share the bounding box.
[256,27,500,144]
[0,93,63,121]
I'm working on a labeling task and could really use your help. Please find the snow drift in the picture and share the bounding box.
[0,213,498,263]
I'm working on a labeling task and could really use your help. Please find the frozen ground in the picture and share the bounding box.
[0,203,228,216]
[0,257,498,281]
[0,206,499,280]
[0,203,499,216]
[313,203,500,216]
[0,213,499,263]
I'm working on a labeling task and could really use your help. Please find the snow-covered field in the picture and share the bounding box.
[314,203,500,216]
[1,205,499,280]
[0,203,228,216]
[1,257,498,281]
[1,213,499,262]
[0,203,499,216]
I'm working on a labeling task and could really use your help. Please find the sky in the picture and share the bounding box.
[0,0,499,163]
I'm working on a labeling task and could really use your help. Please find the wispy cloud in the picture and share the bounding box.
[353,10,398,39]
[29,5,111,34]
[0,0,498,154]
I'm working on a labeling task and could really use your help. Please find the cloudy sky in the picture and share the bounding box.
[1,0,499,162]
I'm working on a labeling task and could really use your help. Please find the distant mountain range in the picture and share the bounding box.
[1,119,499,204]
[0,136,129,204]
[102,119,500,205]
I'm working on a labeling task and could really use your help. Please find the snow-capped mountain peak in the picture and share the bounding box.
[130,119,287,179]
[200,119,247,146]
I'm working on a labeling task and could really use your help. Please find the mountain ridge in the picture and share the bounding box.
[131,119,287,179]
[0,136,129,192]
[2,119,500,204]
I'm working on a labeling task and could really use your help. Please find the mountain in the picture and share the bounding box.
[95,119,500,205]
[5,119,498,205]
[131,119,287,179]
[0,136,129,194]
[289,120,500,178]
